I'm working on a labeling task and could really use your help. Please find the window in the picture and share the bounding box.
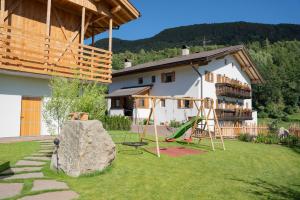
[161,99,166,107]
[152,75,156,83]
[178,99,193,109]
[205,71,214,83]
[161,72,175,83]
[111,98,122,108]
[138,77,143,84]
[135,98,148,108]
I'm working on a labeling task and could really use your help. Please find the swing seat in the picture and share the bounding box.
[121,141,148,148]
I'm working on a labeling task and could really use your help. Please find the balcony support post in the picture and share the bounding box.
[44,0,51,72]
[0,0,5,23]
[108,18,113,52]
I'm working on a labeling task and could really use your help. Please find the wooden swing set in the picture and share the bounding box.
[132,95,226,157]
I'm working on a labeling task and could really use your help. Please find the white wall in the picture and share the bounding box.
[109,109,124,116]
[110,65,200,123]
[0,94,22,137]
[0,74,51,137]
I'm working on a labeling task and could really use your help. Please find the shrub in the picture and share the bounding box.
[238,133,254,142]
[170,120,182,128]
[280,135,299,146]
[101,115,132,131]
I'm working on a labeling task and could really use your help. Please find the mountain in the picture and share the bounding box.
[94,22,300,53]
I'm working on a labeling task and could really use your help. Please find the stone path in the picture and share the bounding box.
[0,140,79,200]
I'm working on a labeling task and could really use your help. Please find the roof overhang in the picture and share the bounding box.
[106,86,151,98]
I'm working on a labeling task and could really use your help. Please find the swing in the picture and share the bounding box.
[120,99,148,151]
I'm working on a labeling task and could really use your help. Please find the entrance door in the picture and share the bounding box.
[20,97,41,136]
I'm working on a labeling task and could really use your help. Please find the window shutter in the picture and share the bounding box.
[189,100,193,108]
[177,100,182,108]
[205,71,209,81]
[171,71,175,82]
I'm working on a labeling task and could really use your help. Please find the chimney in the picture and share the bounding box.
[181,45,190,56]
[124,59,132,68]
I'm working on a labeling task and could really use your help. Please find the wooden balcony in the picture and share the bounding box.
[216,108,253,121]
[0,24,112,83]
[216,83,251,99]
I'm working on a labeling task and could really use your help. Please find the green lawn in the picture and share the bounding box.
[1,134,300,200]
[44,131,300,200]
[259,113,300,128]
[0,141,39,172]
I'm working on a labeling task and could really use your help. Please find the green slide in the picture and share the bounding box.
[165,117,202,142]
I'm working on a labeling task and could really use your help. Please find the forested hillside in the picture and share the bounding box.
[111,40,300,119]
[95,22,300,53]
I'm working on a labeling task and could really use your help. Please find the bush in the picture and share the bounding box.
[280,135,299,146]
[238,133,254,142]
[170,120,182,128]
[101,116,132,131]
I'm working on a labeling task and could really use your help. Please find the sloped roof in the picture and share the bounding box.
[112,45,264,84]
[106,86,150,97]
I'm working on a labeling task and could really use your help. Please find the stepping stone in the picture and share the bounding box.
[24,157,51,161]
[39,150,53,153]
[31,180,69,192]
[19,191,79,200]
[0,183,23,199]
[0,172,44,180]
[0,167,42,175]
[15,160,45,166]
[31,153,52,157]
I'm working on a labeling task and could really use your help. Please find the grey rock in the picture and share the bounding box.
[278,127,289,138]
[0,183,23,199]
[51,120,116,177]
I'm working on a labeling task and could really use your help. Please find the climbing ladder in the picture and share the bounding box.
[191,99,225,151]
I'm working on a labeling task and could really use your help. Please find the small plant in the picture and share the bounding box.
[238,133,254,142]
[280,135,299,146]
[170,120,182,128]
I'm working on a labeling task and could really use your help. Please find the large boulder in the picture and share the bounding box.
[278,127,289,138]
[51,120,116,177]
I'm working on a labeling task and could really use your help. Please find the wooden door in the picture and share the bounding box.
[20,97,41,136]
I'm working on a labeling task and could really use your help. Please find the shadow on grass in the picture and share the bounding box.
[231,178,300,200]
[0,161,11,172]
[176,141,214,151]
[290,145,300,154]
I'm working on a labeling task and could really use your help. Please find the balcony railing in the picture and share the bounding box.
[0,24,112,83]
[216,83,251,99]
[216,108,253,121]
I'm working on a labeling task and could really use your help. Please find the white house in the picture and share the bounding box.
[0,0,140,138]
[107,45,264,127]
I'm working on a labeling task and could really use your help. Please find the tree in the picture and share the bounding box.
[43,78,108,135]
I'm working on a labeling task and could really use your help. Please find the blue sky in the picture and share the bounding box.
[89,0,300,42]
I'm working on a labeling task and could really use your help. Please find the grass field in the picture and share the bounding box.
[0,141,39,172]
[44,131,300,200]
[1,133,300,200]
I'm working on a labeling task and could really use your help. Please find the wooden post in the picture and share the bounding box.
[45,0,51,71]
[0,0,5,23]
[108,18,113,52]
[152,98,160,158]
[81,7,85,45]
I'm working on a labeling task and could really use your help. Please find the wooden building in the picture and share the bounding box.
[0,0,140,137]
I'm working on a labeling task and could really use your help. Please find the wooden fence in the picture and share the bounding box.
[220,123,269,138]
[289,123,300,137]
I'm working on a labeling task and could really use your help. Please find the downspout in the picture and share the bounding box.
[192,65,203,116]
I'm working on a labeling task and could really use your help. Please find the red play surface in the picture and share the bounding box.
[148,146,206,157]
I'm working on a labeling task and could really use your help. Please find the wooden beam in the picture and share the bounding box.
[81,6,86,44]
[108,18,112,51]
[0,0,5,23]
[46,0,52,36]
